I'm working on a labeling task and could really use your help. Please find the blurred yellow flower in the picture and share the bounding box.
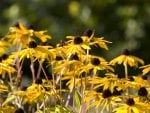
[0,39,10,54]
[6,22,51,47]
[140,64,150,75]
[110,49,144,67]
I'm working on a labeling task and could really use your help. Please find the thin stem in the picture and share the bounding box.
[124,63,128,79]
[109,102,112,113]
[30,60,36,82]
[8,72,13,85]
[51,63,55,87]
[38,60,48,81]
[36,64,42,79]
[124,63,129,95]
[73,76,75,112]
[79,49,90,113]
[65,89,73,107]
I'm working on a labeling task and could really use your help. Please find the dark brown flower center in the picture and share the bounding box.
[21,86,27,91]
[141,75,147,80]
[126,98,135,106]
[122,49,130,55]
[29,41,37,48]
[69,53,79,61]
[35,78,42,84]
[102,89,112,98]
[112,87,122,96]
[0,57,2,62]
[2,54,8,60]
[138,87,148,96]
[91,58,100,65]
[73,36,83,44]
[128,76,134,81]
[83,29,93,37]
[56,55,63,61]
[13,22,20,28]
[15,108,24,113]
[117,74,125,79]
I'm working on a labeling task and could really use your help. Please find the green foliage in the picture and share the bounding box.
[0,0,150,63]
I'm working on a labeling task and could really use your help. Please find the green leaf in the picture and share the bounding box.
[75,90,81,108]
[3,95,16,106]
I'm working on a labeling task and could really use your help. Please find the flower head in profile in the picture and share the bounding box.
[140,64,150,75]
[121,76,149,90]
[0,39,10,54]
[6,22,34,46]
[0,80,8,93]
[65,36,90,55]
[83,29,112,50]
[81,55,114,75]
[6,22,51,48]
[110,49,144,67]
[114,97,150,113]
[0,54,16,78]
[84,89,121,112]
[89,73,122,93]
[13,40,54,62]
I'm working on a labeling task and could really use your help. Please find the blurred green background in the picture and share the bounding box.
[0,0,150,64]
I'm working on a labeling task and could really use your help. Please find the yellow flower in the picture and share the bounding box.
[62,75,89,90]
[126,76,149,89]
[0,54,15,66]
[140,64,150,75]
[14,41,54,62]
[110,49,144,67]
[66,35,91,50]
[25,80,59,103]
[65,36,88,55]
[34,30,51,42]
[83,29,112,50]
[25,83,46,103]
[0,62,16,78]
[90,37,112,50]
[6,22,34,46]
[0,82,8,93]
[6,22,51,47]
[114,97,150,113]
[0,105,15,113]
[81,55,114,75]
[89,73,122,93]
[54,53,83,76]
[84,90,121,112]
[0,39,10,54]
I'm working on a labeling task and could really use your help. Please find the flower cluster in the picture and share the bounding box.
[0,23,150,113]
